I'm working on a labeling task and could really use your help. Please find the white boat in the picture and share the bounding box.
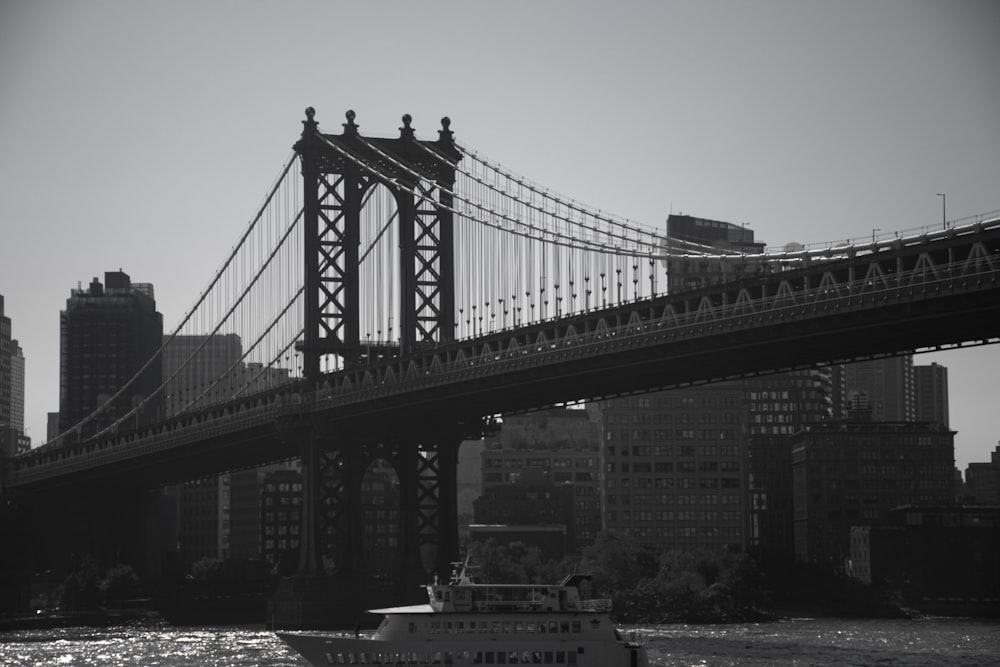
[277,559,649,666]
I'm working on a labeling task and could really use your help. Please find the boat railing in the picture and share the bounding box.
[571,598,613,612]
[468,597,612,613]
[470,600,544,612]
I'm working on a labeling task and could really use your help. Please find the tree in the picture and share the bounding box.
[101,563,141,606]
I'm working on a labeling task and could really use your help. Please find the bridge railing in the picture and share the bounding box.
[10,225,999,486]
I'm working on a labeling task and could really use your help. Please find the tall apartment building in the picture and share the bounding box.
[161,334,244,416]
[59,271,163,439]
[1,295,28,455]
[664,214,766,293]
[746,368,833,567]
[480,408,601,547]
[914,362,949,429]
[791,421,955,568]
[833,356,915,422]
[592,384,750,553]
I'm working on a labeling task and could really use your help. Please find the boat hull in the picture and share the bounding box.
[277,631,647,666]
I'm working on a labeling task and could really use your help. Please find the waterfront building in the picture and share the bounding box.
[480,408,601,547]
[965,443,1000,505]
[178,476,229,569]
[591,384,750,553]
[791,420,955,568]
[360,459,401,579]
[850,506,1000,605]
[260,468,303,574]
[58,271,163,439]
[914,362,949,429]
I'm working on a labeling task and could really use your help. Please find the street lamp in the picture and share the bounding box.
[936,193,946,229]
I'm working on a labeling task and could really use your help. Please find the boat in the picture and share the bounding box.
[277,558,649,666]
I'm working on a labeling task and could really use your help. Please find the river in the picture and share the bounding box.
[1,617,998,666]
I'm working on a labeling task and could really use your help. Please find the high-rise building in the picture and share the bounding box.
[664,214,767,293]
[834,356,915,422]
[791,420,955,568]
[260,468,302,574]
[1,296,30,455]
[178,476,228,568]
[58,271,163,439]
[161,334,244,416]
[746,368,833,567]
[914,362,949,429]
[592,384,749,553]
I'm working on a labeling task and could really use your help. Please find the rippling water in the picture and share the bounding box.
[1,617,998,666]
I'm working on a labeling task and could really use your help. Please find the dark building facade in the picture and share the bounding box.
[472,472,576,558]
[792,421,956,568]
[914,362,949,430]
[664,214,767,293]
[833,356,915,422]
[0,295,27,452]
[592,384,750,553]
[746,369,833,568]
[966,443,1000,505]
[851,506,1000,605]
[58,271,163,438]
[481,408,601,547]
[260,469,303,574]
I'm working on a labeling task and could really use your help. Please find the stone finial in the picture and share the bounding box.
[439,116,454,144]
[343,109,358,135]
[301,107,318,134]
[400,113,415,140]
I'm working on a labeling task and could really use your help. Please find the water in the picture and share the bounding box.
[1,618,998,666]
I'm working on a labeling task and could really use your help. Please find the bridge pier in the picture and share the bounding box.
[270,418,465,629]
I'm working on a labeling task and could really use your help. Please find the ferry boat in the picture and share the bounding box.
[277,560,648,666]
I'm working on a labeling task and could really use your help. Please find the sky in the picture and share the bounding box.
[1,1,997,471]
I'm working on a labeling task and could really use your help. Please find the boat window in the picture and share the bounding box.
[560,621,570,633]
[548,621,559,634]
[408,621,417,633]
[572,621,581,633]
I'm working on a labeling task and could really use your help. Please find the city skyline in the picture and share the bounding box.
[0,1,997,469]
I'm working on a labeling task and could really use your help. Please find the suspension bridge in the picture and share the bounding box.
[3,108,999,625]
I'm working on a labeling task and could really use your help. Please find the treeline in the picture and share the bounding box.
[37,557,142,611]
[466,534,773,624]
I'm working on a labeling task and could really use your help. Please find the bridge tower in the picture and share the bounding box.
[276,109,465,627]
[295,107,460,371]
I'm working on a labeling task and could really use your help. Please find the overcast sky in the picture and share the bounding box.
[1,1,997,470]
